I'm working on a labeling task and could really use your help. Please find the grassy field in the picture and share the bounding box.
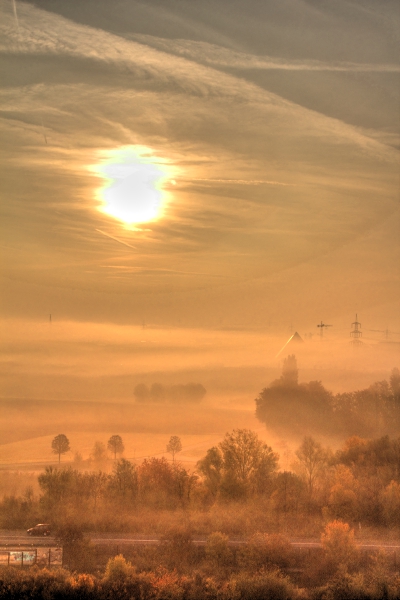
[0,396,296,471]
[0,431,230,467]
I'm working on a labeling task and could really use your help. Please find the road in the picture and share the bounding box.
[1,531,399,552]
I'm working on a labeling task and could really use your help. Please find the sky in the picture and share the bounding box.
[0,0,399,400]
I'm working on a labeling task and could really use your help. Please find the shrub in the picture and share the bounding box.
[160,526,195,570]
[205,532,233,571]
[321,520,359,573]
[312,568,369,600]
[229,569,298,600]
[238,532,293,571]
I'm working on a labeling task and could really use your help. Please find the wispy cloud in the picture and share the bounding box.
[95,229,136,250]
[0,0,398,331]
[0,0,397,164]
[131,35,400,73]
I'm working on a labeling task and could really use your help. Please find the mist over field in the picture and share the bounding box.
[0,1,399,597]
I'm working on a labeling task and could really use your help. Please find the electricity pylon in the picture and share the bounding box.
[350,314,363,345]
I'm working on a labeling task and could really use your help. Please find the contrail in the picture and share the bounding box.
[12,0,20,32]
[95,229,136,249]
[190,178,294,186]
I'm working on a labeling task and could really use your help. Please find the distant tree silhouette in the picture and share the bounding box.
[166,436,182,462]
[51,434,70,464]
[107,435,125,460]
[90,441,108,467]
[134,382,206,403]
[150,383,166,402]
[255,355,333,435]
[390,367,400,397]
[390,368,400,420]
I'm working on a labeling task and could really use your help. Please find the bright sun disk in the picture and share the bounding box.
[93,147,169,225]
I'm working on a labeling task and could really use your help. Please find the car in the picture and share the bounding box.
[27,524,51,536]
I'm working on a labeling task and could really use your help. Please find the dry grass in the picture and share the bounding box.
[0,397,291,470]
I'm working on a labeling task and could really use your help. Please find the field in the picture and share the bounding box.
[0,396,299,477]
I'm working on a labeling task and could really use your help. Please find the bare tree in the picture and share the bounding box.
[166,435,182,462]
[51,434,70,464]
[107,435,125,460]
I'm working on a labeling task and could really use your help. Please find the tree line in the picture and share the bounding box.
[256,357,400,437]
[51,434,124,467]
[134,382,206,403]
[1,429,399,531]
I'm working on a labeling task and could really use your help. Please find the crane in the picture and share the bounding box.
[317,321,332,337]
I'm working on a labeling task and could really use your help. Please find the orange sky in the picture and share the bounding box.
[0,0,399,400]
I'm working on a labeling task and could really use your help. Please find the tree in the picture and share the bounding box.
[271,471,305,514]
[166,436,182,462]
[197,446,224,498]
[38,466,75,508]
[150,382,166,402]
[107,435,125,460]
[295,436,328,498]
[133,383,149,402]
[51,434,70,464]
[109,458,138,503]
[390,367,400,400]
[55,523,96,573]
[321,520,359,573]
[219,429,278,498]
[90,441,108,467]
[82,471,109,511]
[255,361,333,436]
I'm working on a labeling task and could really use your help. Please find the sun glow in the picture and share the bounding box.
[93,147,171,225]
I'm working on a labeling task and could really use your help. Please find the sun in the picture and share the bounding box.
[93,146,171,225]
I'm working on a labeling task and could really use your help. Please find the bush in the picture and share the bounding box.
[160,526,196,570]
[55,524,96,573]
[205,531,233,571]
[230,569,298,600]
[104,554,135,581]
[312,568,369,600]
[238,533,293,572]
[321,520,359,574]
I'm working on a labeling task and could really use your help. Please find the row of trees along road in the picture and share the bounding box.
[39,429,279,514]
[51,434,181,463]
[1,430,399,529]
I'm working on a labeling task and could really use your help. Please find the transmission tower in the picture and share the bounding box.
[350,314,363,345]
[367,327,400,342]
[317,320,332,337]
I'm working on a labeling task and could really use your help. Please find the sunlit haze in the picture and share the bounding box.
[1,0,399,428]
